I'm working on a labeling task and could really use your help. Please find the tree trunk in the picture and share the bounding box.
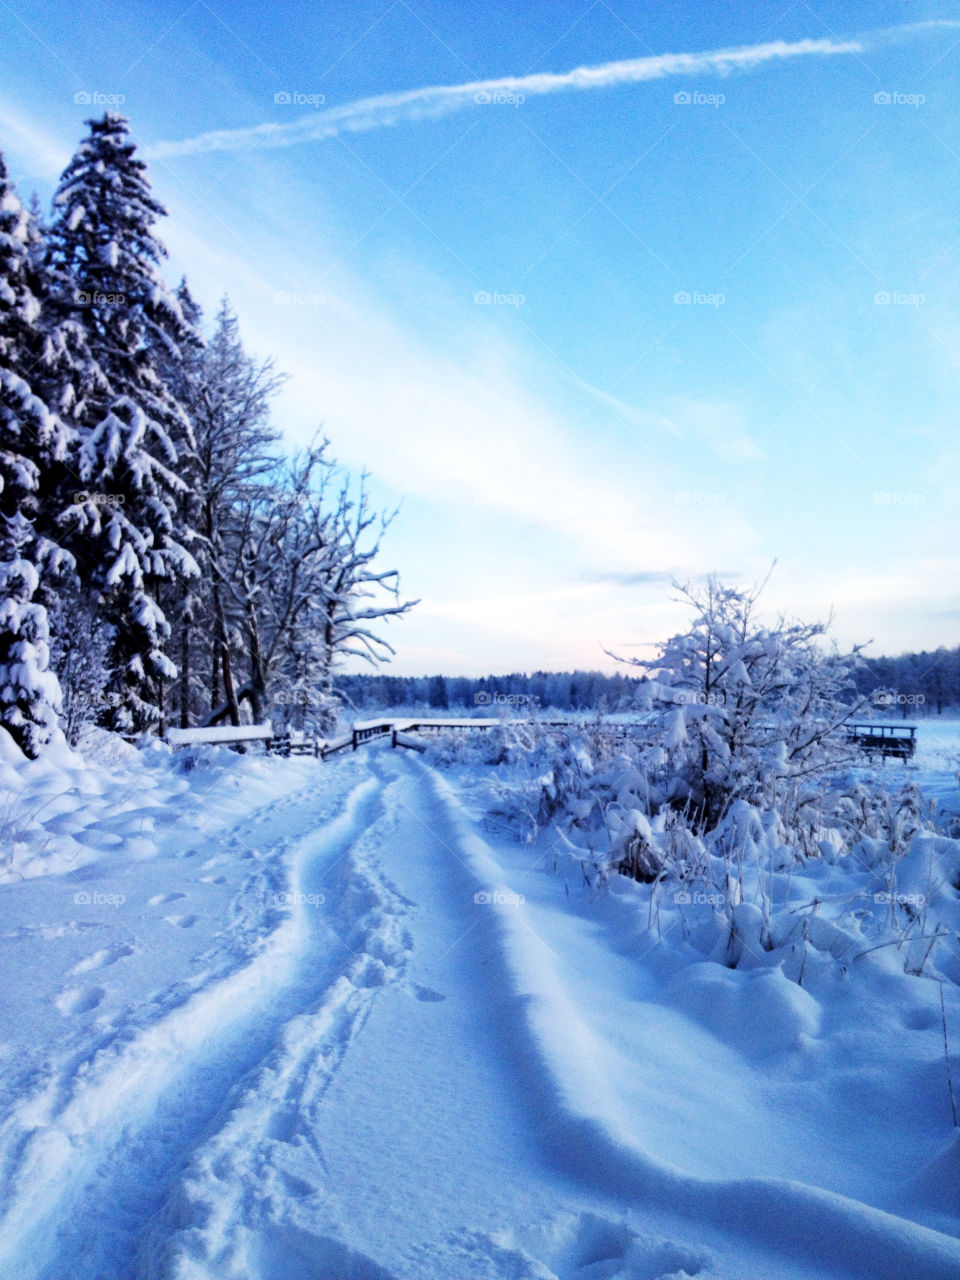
[221,641,241,727]
[245,606,266,723]
[180,623,191,728]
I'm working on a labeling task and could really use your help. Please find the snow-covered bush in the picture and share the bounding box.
[424,581,960,989]
[610,575,870,839]
[423,720,545,770]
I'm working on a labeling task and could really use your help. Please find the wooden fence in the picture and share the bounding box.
[165,717,502,757]
[166,717,920,762]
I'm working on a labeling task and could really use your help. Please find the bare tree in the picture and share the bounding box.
[217,441,416,729]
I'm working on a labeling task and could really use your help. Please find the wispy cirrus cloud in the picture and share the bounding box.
[149,21,960,161]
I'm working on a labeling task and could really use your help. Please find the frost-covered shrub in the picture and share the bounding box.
[423,580,960,987]
[610,576,870,834]
[423,721,539,769]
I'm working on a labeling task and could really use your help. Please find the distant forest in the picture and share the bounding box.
[853,645,960,715]
[337,645,960,716]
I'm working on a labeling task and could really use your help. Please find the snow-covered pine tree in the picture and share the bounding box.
[152,278,206,728]
[1,154,51,520]
[47,114,199,733]
[0,151,74,754]
[0,512,63,755]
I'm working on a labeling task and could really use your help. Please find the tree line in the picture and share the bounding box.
[336,669,644,714]
[342,644,960,720]
[854,645,960,715]
[0,113,414,756]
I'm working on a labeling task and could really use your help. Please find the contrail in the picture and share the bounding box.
[149,21,960,160]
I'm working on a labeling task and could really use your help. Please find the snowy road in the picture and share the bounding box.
[1,743,959,1279]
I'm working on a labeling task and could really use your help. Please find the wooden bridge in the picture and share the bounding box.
[845,722,917,760]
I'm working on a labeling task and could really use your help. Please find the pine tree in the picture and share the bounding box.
[0,513,63,755]
[47,114,199,732]
[1,154,64,523]
[0,152,72,754]
[153,278,205,728]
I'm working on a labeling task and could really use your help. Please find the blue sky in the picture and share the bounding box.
[1,0,958,674]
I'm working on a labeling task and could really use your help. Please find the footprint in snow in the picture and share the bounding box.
[164,914,199,928]
[902,1006,939,1030]
[148,892,187,907]
[200,874,227,885]
[55,986,105,1016]
[70,943,135,975]
[527,1211,710,1280]
[410,983,446,1003]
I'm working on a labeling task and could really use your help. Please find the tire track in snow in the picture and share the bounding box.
[413,757,960,1280]
[0,769,387,1280]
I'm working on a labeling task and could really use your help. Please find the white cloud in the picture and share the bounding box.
[0,99,70,180]
[149,22,960,162]
[150,34,868,160]
[162,210,760,573]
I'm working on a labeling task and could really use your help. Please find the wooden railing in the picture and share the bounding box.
[168,716,920,761]
[165,717,502,757]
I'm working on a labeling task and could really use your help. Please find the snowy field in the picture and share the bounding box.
[0,721,958,1279]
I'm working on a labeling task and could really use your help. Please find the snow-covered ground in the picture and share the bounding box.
[0,722,959,1279]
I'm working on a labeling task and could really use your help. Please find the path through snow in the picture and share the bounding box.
[0,742,958,1279]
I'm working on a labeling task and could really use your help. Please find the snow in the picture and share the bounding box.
[0,724,958,1278]
[165,721,273,745]
[352,715,501,730]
